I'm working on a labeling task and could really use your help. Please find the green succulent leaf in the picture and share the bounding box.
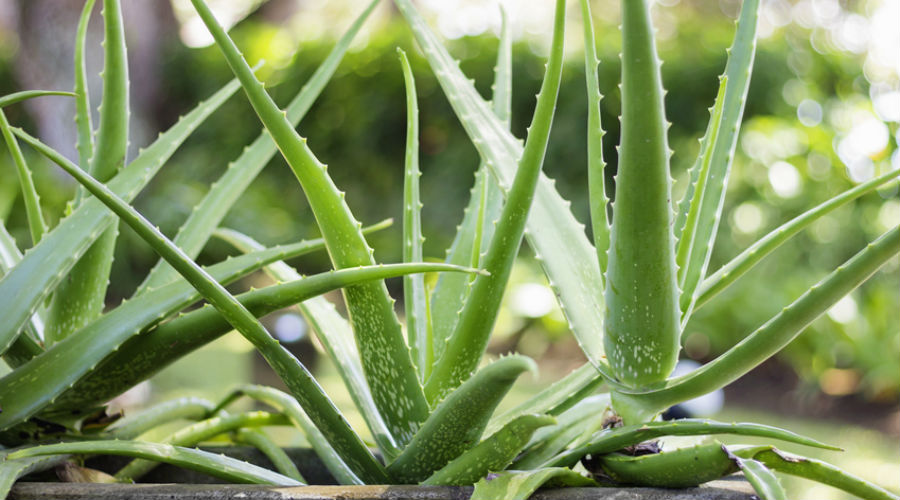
[676,0,760,322]
[470,468,597,500]
[0,77,241,358]
[388,355,537,484]
[547,418,839,469]
[7,441,302,486]
[593,442,737,488]
[511,395,610,470]
[136,0,379,294]
[0,110,47,246]
[0,90,75,108]
[604,0,681,389]
[695,169,900,310]
[423,414,556,486]
[429,6,510,366]
[734,457,786,500]
[0,454,70,500]
[424,0,566,404]
[190,0,429,447]
[733,446,900,500]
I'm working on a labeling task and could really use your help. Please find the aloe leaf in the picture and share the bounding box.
[115,411,289,481]
[676,0,760,321]
[3,149,389,484]
[136,0,379,294]
[511,395,610,470]
[614,226,900,420]
[580,0,610,275]
[547,418,839,469]
[594,442,737,488]
[0,90,75,108]
[734,446,900,500]
[191,0,429,447]
[387,355,537,484]
[735,457,785,500]
[0,212,44,367]
[487,363,606,435]
[46,261,477,419]
[604,0,681,390]
[695,169,900,310]
[0,78,240,358]
[392,0,615,383]
[0,454,69,500]
[108,397,215,439]
[397,48,430,382]
[73,0,97,207]
[423,414,556,486]
[471,468,597,500]
[0,110,48,245]
[213,225,399,461]
[8,441,303,485]
[2,231,352,429]
[216,385,361,485]
[424,0,566,404]
[46,0,131,346]
[429,7,510,366]
[234,428,305,483]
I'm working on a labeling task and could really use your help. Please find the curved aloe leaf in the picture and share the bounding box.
[0,110,47,245]
[734,457,785,500]
[392,0,616,384]
[190,0,429,447]
[695,169,900,310]
[73,0,97,207]
[388,355,537,484]
[46,0,130,346]
[234,428,305,483]
[613,225,900,420]
[424,0,566,404]
[0,454,69,500]
[0,90,75,108]
[136,0,379,294]
[109,397,215,439]
[471,468,596,500]
[547,418,839,468]
[580,0,609,275]
[429,7,511,366]
[0,76,240,357]
[604,0,681,389]
[487,363,605,435]
[594,442,737,487]
[215,385,361,485]
[3,147,388,484]
[8,441,303,485]
[0,209,44,367]
[677,0,760,321]
[423,414,556,486]
[398,48,430,381]
[213,225,399,461]
[115,411,289,481]
[734,446,899,500]
[46,261,477,418]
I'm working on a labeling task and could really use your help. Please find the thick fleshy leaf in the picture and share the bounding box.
[511,395,610,470]
[73,0,96,206]
[108,397,215,439]
[592,443,737,487]
[470,468,596,500]
[735,457,786,500]
[0,110,47,245]
[234,428,305,483]
[191,0,429,447]
[387,355,536,484]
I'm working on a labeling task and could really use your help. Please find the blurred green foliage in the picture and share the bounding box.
[0,4,896,402]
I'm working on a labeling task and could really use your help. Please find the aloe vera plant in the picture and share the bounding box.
[0,0,897,499]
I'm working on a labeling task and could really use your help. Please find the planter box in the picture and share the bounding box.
[12,447,755,500]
